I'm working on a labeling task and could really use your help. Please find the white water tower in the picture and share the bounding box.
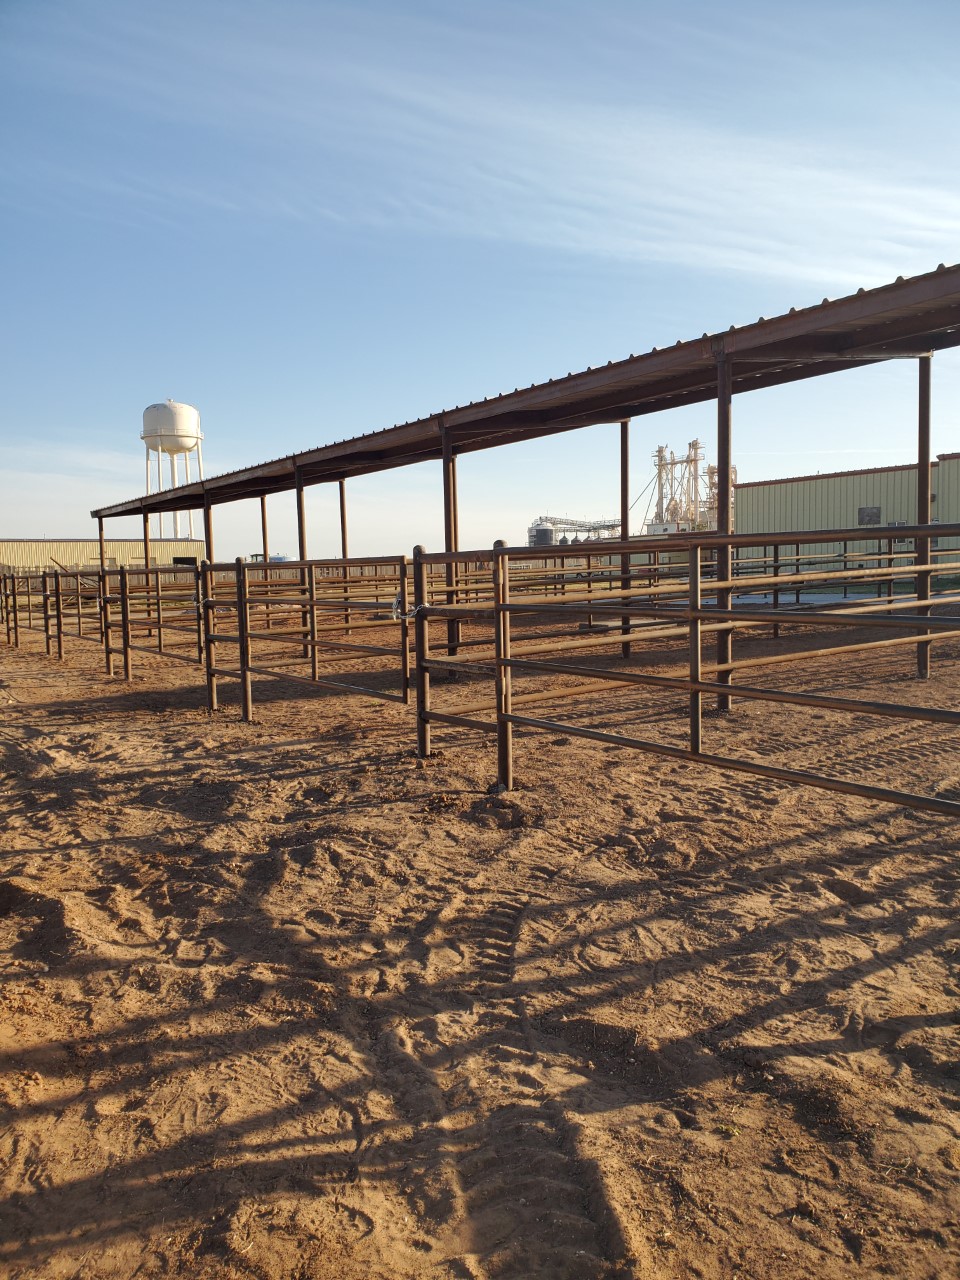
[141,401,204,539]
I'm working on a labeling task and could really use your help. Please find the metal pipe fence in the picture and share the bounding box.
[202,556,413,718]
[480,525,960,817]
[4,522,960,817]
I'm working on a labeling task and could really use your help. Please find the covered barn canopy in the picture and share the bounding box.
[92,262,960,520]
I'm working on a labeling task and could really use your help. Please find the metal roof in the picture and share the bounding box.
[93,262,960,519]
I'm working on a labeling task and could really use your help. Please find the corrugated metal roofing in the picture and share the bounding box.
[93,262,960,520]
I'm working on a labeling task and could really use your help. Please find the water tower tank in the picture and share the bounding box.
[532,521,556,547]
[141,400,202,455]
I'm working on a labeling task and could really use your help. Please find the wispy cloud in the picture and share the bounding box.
[5,3,960,288]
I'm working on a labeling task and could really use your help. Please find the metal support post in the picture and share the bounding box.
[620,419,631,658]
[715,356,733,711]
[42,572,53,657]
[339,479,349,559]
[11,577,20,649]
[53,572,64,660]
[194,566,204,665]
[689,543,702,753]
[236,558,253,721]
[202,561,218,711]
[399,558,411,704]
[102,569,114,675]
[119,566,132,680]
[295,467,309,657]
[917,354,932,678]
[260,494,270,564]
[203,498,215,564]
[142,510,154,638]
[494,541,513,791]
[308,562,319,681]
[441,429,460,656]
[156,568,165,654]
[772,543,781,638]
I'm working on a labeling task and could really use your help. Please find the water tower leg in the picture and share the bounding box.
[185,454,195,539]
[171,455,180,539]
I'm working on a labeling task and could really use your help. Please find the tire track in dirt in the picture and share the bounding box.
[358,848,627,1280]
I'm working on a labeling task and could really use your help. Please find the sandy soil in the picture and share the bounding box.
[1,623,960,1279]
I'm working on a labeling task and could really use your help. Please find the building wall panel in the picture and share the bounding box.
[0,540,205,573]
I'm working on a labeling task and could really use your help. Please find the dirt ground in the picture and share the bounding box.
[1,623,959,1280]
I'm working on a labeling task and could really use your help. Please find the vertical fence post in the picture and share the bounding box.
[155,569,165,654]
[101,571,114,675]
[399,558,411,705]
[2,577,9,646]
[494,541,514,791]
[53,573,64,660]
[42,572,53,657]
[441,429,461,657]
[96,571,104,643]
[916,531,932,680]
[119,566,132,680]
[308,562,319,682]
[202,561,218,711]
[890,535,901,604]
[194,566,204,665]
[772,543,781,639]
[689,544,702,754]
[413,545,431,757]
[236,558,252,722]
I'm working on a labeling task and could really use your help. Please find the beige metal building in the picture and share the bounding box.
[0,539,205,574]
[735,453,960,551]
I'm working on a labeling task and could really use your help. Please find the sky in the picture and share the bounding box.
[2,0,959,558]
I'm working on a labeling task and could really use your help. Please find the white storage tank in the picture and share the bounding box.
[141,400,202,454]
[141,400,205,540]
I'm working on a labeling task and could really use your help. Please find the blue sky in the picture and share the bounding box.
[2,0,959,557]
